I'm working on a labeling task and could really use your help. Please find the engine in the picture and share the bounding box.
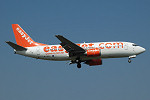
[85,58,102,66]
[86,48,101,57]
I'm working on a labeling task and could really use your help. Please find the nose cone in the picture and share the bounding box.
[135,46,146,54]
[141,47,146,53]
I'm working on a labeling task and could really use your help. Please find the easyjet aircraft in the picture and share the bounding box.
[6,24,146,68]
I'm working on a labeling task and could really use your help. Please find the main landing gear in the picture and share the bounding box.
[77,63,81,68]
[76,59,81,68]
[69,59,82,68]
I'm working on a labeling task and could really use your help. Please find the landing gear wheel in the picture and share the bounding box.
[128,59,131,63]
[77,63,81,68]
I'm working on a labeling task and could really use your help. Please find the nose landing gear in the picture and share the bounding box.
[128,55,136,63]
[128,58,131,63]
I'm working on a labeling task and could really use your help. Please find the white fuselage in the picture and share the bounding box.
[15,42,145,61]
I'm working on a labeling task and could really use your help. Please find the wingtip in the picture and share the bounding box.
[55,35,63,37]
[55,35,59,37]
[5,41,10,43]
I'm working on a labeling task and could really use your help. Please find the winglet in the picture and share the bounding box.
[6,41,27,51]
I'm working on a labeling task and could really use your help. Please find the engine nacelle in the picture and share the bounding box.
[86,48,101,57]
[85,58,102,66]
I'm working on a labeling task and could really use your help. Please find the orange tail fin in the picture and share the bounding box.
[12,24,45,47]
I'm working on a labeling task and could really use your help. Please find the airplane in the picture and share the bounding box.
[6,24,146,68]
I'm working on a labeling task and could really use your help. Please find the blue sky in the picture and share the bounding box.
[0,0,150,100]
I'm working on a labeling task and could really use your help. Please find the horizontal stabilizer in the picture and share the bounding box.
[6,41,27,51]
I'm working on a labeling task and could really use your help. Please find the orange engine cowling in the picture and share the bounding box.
[85,58,102,66]
[86,48,101,57]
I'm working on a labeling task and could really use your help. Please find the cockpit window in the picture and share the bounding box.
[132,44,139,46]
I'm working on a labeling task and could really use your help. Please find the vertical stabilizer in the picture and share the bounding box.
[12,24,45,47]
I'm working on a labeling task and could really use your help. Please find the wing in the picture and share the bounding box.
[55,35,85,56]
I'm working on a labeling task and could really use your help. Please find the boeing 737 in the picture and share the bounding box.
[6,24,146,68]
